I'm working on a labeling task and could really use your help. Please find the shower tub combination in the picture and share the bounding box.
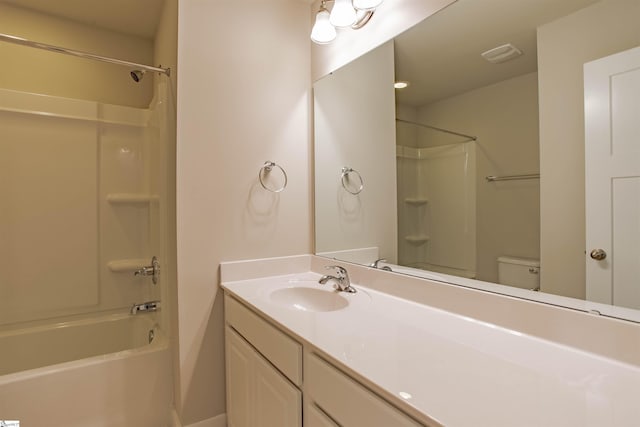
[0,36,174,425]
[0,313,171,426]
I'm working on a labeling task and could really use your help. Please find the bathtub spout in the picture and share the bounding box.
[131,301,160,315]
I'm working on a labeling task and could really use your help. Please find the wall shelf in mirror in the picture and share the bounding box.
[404,235,430,245]
[106,193,159,205]
[404,197,429,206]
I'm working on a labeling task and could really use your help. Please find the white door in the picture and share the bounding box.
[585,46,640,309]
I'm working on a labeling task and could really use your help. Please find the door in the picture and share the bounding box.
[585,46,640,309]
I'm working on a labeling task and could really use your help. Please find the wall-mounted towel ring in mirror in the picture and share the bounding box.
[259,161,288,193]
[341,167,364,195]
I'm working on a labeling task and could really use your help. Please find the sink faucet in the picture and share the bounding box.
[319,265,357,293]
[369,258,392,271]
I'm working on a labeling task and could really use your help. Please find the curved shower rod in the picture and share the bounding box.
[0,33,170,77]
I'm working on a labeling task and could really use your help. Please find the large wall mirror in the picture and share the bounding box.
[314,0,640,321]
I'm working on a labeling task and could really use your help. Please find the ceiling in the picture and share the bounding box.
[394,0,600,107]
[0,0,165,39]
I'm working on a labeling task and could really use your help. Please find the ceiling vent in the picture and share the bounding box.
[481,43,523,64]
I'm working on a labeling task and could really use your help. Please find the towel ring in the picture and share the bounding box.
[341,167,364,195]
[259,161,288,193]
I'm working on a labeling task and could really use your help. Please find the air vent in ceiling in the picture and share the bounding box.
[481,43,523,64]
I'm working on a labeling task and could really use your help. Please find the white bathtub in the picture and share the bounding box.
[0,313,172,427]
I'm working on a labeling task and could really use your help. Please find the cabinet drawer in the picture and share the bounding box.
[305,353,422,427]
[225,294,302,386]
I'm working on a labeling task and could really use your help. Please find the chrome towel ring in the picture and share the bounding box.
[259,161,288,193]
[341,166,364,195]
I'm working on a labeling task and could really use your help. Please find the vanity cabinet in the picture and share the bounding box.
[224,293,425,427]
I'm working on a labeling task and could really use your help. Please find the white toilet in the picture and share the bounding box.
[497,256,540,290]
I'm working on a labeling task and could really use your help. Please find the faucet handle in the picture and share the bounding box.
[325,265,347,278]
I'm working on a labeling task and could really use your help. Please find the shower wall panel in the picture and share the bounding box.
[0,89,156,327]
[0,108,99,319]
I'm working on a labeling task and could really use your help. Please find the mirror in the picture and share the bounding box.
[314,0,640,319]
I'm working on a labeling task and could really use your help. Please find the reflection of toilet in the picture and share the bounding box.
[497,256,540,290]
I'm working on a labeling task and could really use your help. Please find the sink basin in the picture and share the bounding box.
[269,287,349,312]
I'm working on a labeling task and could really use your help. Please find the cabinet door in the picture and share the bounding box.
[305,403,340,427]
[227,327,254,427]
[254,351,302,427]
[226,326,302,427]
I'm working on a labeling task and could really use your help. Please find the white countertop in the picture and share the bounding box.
[222,271,640,427]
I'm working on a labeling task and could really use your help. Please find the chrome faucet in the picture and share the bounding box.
[319,265,357,293]
[134,256,160,284]
[369,258,392,271]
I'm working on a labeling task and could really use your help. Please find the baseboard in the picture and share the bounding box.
[179,413,227,427]
[171,408,182,427]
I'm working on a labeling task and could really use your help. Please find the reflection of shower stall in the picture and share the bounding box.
[396,119,477,278]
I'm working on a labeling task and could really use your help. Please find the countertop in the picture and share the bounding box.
[222,270,640,427]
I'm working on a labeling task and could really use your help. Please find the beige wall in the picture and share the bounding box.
[176,0,311,424]
[310,0,456,80]
[0,3,154,108]
[417,72,540,283]
[538,0,640,298]
[314,42,398,263]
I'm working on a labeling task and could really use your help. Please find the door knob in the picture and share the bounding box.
[590,249,607,261]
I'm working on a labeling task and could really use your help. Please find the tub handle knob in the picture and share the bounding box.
[134,256,160,284]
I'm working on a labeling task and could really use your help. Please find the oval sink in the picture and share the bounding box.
[269,287,349,312]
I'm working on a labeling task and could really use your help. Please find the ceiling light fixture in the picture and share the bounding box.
[394,81,409,89]
[311,0,383,45]
[310,2,337,44]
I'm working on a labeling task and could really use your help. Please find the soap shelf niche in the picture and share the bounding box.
[107,193,159,205]
[404,197,429,206]
[404,235,430,245]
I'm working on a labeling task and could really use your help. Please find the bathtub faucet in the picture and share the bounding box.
[131,300,160,315]
[134,256,160,285]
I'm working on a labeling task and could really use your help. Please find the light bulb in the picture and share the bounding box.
[330,0,357,28]
[353,0,383,10]
[311,9,337,44]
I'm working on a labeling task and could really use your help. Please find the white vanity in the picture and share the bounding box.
[221,255,640,427]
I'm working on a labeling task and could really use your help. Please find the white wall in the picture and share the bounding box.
[538,0,640,298]
[314,41,397,263]
[177,0,311,424]
[417,72,540,283]
[0,3,154,108]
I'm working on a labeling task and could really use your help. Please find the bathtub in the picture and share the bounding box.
[0,313,172,427]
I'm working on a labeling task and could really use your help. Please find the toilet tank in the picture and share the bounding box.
[497,256,540,290]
